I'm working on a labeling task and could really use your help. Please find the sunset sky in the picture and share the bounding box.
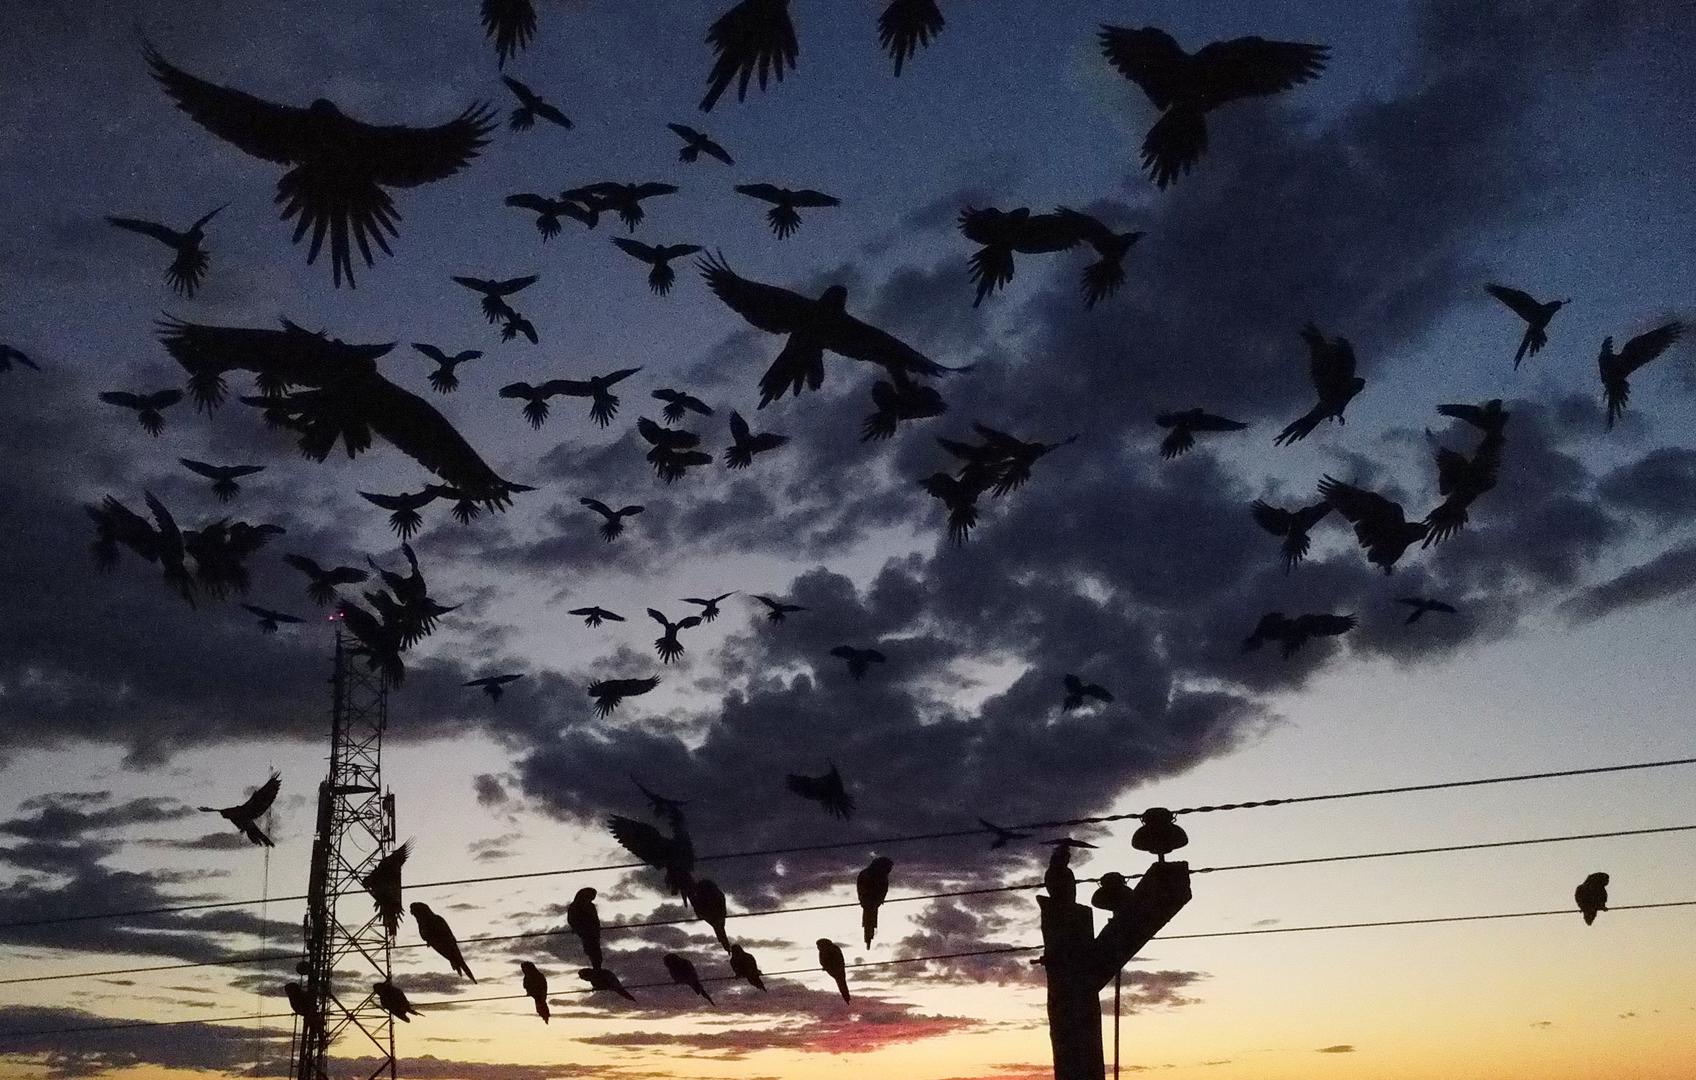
[1,1,1694,1079]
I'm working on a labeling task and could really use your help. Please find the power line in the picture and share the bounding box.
[1,822,1689,988]
[5,754,1691,933]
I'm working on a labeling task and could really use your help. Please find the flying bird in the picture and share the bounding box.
[957,206,1102,307]
[1249,499,1332,572]
[198,771,280,847]
[587,676,660,717]
[817,939,850,1002]
[1484,284,1568,368]
[411,344,484,394]
[1599,321,1685,429]
[482,0,542,67]
[1242,611,1356,658]
[1071,212,1145,308]
[504,192,598,240]
[857,856,893,947]
[465,674,524,701]
[632,776,690,825]
[728,943,766,990]
[831,645,886,681]
[570,181,679,231]
[723,410,788,469]
[87,492,197,603]
[918,472,984,545]
[241,604,303,634]
[638,417,715,483]
[607,814,695,899]
[1098,26,1328,188]
[1318,476,1428,574]
[753,594,807,622]
[654,388,715,423]
[1155,409,1247,459]
[574,368,643,428]
[1042,838,1095,904]
[1062,674,1113,711]
[1575,872,1609,926]
[374,980,421,1021]
[578,967,636,1001]
[1436,399,1510,440]
[359,488,446,541]
[667,123,734,165]
[411,902,475,982]
[681,592,736,622]
[179,459,265,502]
[566,887,603,968]
[1425,431,1503,548]
[1396,597,1457,624]
[454,274,539,327]
[786,763,855,820]
[736,184,841,239]
[581,498,645,541]
[100,389,183,436]
[571,605,625,628]
[863,373,948,441]
[664,952,716,1005]
[1131,807,1188,862]
[520,961,550,1023]
[879,0,947,76]
[1275,323,1364,445]
[145,47,494,287]
[106,204,226,297]
[501,75,572,131]
[979,818,1032,850]
[700,0,798,112]
[649,607,703,664]
[611,238,703,295]
[687,879,733,951]
[362,841,411,938]
[0,344,39,374]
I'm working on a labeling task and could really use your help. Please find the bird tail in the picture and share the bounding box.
[767,205,802,239]
[967,245,1015,307]
[521,400,550,429]
[1159,428,1193,460]
[680,145,700,163]
[860,409,898,442]
[599,519,621,542]
[428,369,458,394]
[535,996,550,1023]
[648,264,676,296]
[863,909,877,948]
[1583,909,1596,926]
[1273,406,1324,446]
[276,161,399,289]
[713,923,732,952]
[1421,500,1467,548]
[1513,327,1546,369]
[724,444,754,469]
[1141,104,1208,190]
[836,975,851,1003]
[242,821,275,847]
[509,106,535,131]
[1080,256,1126,309]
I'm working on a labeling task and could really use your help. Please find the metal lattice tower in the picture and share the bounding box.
[292,631,397,1080]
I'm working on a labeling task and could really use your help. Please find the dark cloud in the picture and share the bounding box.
[1597,447,1696,528]
[1559,541,1696,624]
[1316,1044,1357,1053]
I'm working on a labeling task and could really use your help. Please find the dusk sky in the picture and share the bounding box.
[2,2,1695,1079]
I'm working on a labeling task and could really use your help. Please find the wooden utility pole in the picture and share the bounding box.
[1038,862,1192,1080]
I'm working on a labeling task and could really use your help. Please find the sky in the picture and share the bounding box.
[1,1,1695,1078]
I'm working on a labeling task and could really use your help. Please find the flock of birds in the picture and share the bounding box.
[1,0,1665,1039]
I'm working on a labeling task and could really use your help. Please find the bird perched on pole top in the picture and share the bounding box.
[1042,838,1096,904]
[1131,808,1187,861]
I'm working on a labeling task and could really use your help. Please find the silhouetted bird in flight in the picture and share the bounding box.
[1250,498,1332,573]
[1437,399,1510,441]
[753,594,807,621]
[654,388,715,423]
[579,967,636,1001]
[722,410,789,469]
[412,344,484,394]
[285,554,369,606]
[100,389,183,437]
[455,273,539,330]
[857,856,893,947]
[1155,409,1247,459]
[639,417,715,482]
[612,238,703,295]
[700,252,967,406]
[667,123,734,164]
[1396,597,1457,624]
[958,206,1101,307]
[199,771,280,847]
[1484,284,1568,368]
[566,887,603,968]
[1042,838,1094,904]
[87,492,195,602]
[979,818,1031,850]
[688,879,733,951]
[1071,213,1145,308]
[0,344,39,374]
[505,192,598,240]
[374,980,421,1021]
[1318,476,1427,574]
[736,184,841,239]
[632,776,690,824]
[919,471,985,545]
[520,961,550,1022]
[1242,611,1356,658]
[465,674,524,701]
[241,604,303,634]
[501,75,571,131]
[362,841,411,938]
[1575,872,1609,925]
[818,939,851,1002]
[863,373,948,441]
[728,943,766,990]
[411,902,475,982]
[179,459,264,502]
[185,518,284,600]
[648,607,703,664]
[701,0,797,112]
[482,0,545,67]
[106,204,226,297]
[500,381,570,429]
[1090,872,1136,914]
[664,952,716,1004]
[681,592,736,623]
[587,676,660,717]
[1424,422,1504,548]
[787,763,855,820]
[1062,674,1113,711]
[607,811,695,899]
[1131,807,1188,861]
[145,46,493,287]
[571,605,625,628]
[1276,324,1363,445]
[576,368,642,427]
[831,645,886,681]
[879,0,947,75]
[581,498,644,541]
[358,488,445,540]
[974,425,1078,495]
[571,181,679,231]
[338,599,408,687]
[1098,26,1328,188]
[1599,321,1685,429]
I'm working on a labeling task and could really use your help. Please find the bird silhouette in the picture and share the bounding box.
[1155,409,1247,459]
[358,488,445,541]
[831,645,886,681]
[1424,425,1505,548]
[241,604,303,634]
[519,961,550,1023]
[681,592,736,623]
[857,856,893,947]
[1396,597,1458,624]
[465,674,524,701]
[667,122,734,164]
[701,0,798,112]
[1249,499,1332,573]
[504,192,598,240]
[587,676,660,717]
[648,607,703,664]
[180,459,265,502]
[723,410,789,469]
[736,184,841,239]
[1090,872,1137,915]
[198,771,280,846]
[1599,321,1685,429]
[863,373,948,441]
[664,952,716,1005]
[1276,323,1364,445]
[186,519,284,600]
[607,814,695,899]
[879,0,947,76]
[571,605,626,628]
[1099,26,1328,188]
[918,472,984,545]
[284,982,322,1036]
[753,594,807,622]
[87,492,198,603]
[687,879,733,951]
[1318,476,1428,574]
[1484,284,1568,368]
[1242,611,1356,658]
[100,389,183,437]
[411,344,484,394]
[581,498,645,541]
[728,943,766,990]
[957,206,1102,307]
[976,426,1078,495]
[1,344,39,374]
[1070,212,1145,308]
[577,368,643,427]
[639,417,715,483]
[482,0,541,67]
[570,182,679,231]
[786,763,855,820]
[455,274,539,328]
[818,939,851,1002]
[1574,872,1609,926]
[106,204,226,297]
[501,75,571,131]
[700,252,969,406]
[1061,674,1113,711]
[337,599,408,687]
[411,902,475,982]
[1042,838,1095,904]
[566,887,603,968]
[1437,399,1510,440]
[612,239,703,296]
[1131,807,1188,862]
[374,979,421,1021]
[979,818,1032,850]
[146,47,493,287]
[654,388,716,423]
[578,967,636,1001]
[362,841,411,938]
[632,776,690,825]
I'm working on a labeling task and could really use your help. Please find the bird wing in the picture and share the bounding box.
[106,216,181,245]
[500,75,540,106]
[1098,26,1189,109]
[505,192,561,213]
[599,367,643,387]
[1297,612,1356,637]
[1194,37,1329,103]
[647,607,672,627]
[1484,283,1542,322]
[829,646,857,661]
[142,389,186,410]
[1435,402,1487,427]
[99,391,143,409]
[1190,412,1248,432]
[283,553,326,578]
[612,237,660,262]
[412,343,451,364]
[736,183,785,204]
[352,375,512,495]
[698,253,815,334]
[1249,499,1293,535]
[1317,476,1398,525]
[178,458,222,480]
[607,815,674,867]
[788,189,841,208]
[1616,321,1685,375]
[668,122,703,141]
[145,46,317,164]
[658,244,704,260]
[340,107,496,188]
[728,410,751,442]
[230,772,282,818]
[580,498,614,517]
[630,182,680,200]
[825,312,957,377]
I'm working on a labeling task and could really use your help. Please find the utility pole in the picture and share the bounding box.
[1038,861,1192,1080]
[291,630,398,1080]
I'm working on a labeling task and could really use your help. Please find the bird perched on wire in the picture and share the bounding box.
[500,75,571,131]
[1062,674,1113,711]
[1275,323,1363,445]
[831,646,886,681]
[579,967,637,1001]
[580,498,645,542]
[504,192,598,240]
[724,411,788,469]
[1042,838,1095,904]
[787,763,855,820]
[664,952,716,1005]
[700,0,798,112]
[1318,476,1428,574]
[465,674,524,702]
[1249,498,1332,573]
[1155,409,1247,459]
[1484,283,1568,368]
[736,184,841,239]
[857,856,894,947]
[145,46,494,287]
[688,878,733,952]
[878,0,948,76]
[198,771,280,847]
[566,887,603,968]
[654,388,715,423]
[979,818,1032,850]
[587,676,660,717]
[1396,597,1457,624]
[100,389,184,437]
[607,812,695,900]
[1599,321,1686,429]
[818,939,851,1002]
[411,902,475,982]
[107,204,226,297]
[1242,611,1357,658]
[241,604,303,634]
[1090,872,1137,915]
[1131,808,1188,862]
[612,238,704,296]
[571,605,625,628]
[728,943,767,990]
[411,344,484,394]
[1574,872,1609,926]
[680,593,736,623]
[373,980,421,1021]
[753,594,807,622]
[519,961,550,1023]
[569,181,679,232]
[362,841,411,939]
[648,608,703,664]
[667,122,734,164]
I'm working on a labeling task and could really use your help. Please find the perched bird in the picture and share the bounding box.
[648,607,704,664]
[1090,872,1137,915]
[1062,674,1113,711]
[504,192,598,241]
[918,472,984,545]
[818,939,851,1002]
[106,204,226,297]
[664,952,716,1005]
[1396,597,1457,624]
[284,982,321,1035]
[581,498,645,541]
[1318,476,1428,574]
[146,47,494,287]
[454,274,540,327]
[1275,324,1364,445]
[667,123,734,165]
[566,887,603,969]
[465,674,524,701]
[198,771,280,847]
[1155,409,1247,459]
[736,184,841,239]
[411,902,475,982]
[831,645,887,681]
[722,410,789,469]
[681,592,736,623]
[571,605,626,628]
[1131,807,1188,862]
[753,594,807,622]
[610,238,704,297]
[578,967,636,1001]
[359,488,445,541]
[786,763,855,820]
[179,459,265,503]
[570,181,679,232]
[373,979,421,1021]
[412,344,484,394]
[687,879,733,951]
[241,604,303,634]
[362,841,411,938]
[501,75,571,131]
[1098,26,1328,188]
[654,388,715,424]
[482,0,542,67]
[857,856,893,947]
[519,961,550,1023]
[879,0,947,76]
[607,814,695,899]
[728,943,766,990]
[586,676,660,717]
[700,253,969,406]
[979,818,1032,850]
[638,417,715,483]
[700,0,798,112]
[1575,872,1609,926]
[100,389,184,436]
[1599,321,1686,429]
[1249,499,1332,573]
[1484,284,1568,368]
[0,344,40,374]
[862,373,948,441]
[1042,838,1095,904]
[1242,611,1356,658]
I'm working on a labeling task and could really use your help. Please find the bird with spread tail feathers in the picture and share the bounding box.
[1155,409,1247,459]
[1275,323,1363,445]
[571,605,626,628]
[879,0,948,76]
[1599,321,1685,429]
[107,204,227,297]
[648,607,703,664]
[198,771,280,847]
[100,389,183,437]
[241,604,302,634]
[587,676,660,717]
[612,239,704,296]
[700,0,798,112]
[501,75,571,131]
[180,459,265,502]
[667,123,734,165]
[787,763,855,820]
[753,594,807,622]
[411,344,484,394]
[581,498,645,541]
[724,411,789,468]
[736,184,841,239]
